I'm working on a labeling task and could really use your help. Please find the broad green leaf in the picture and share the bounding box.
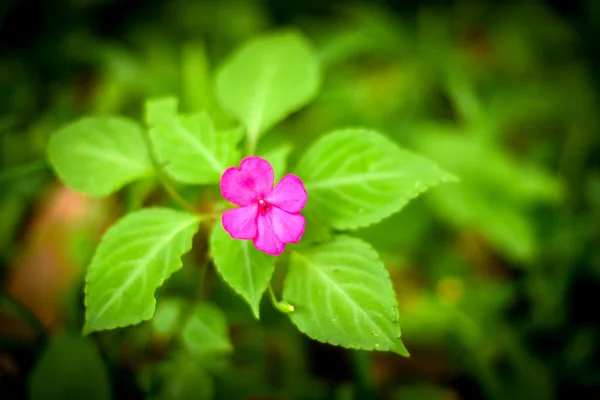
[181,302,233,355]
[283,236,408,355]
[259,142,292,181]
[215,30,320,145]
[145,98,243,184]
[48,117,152,197]
[29,332,111,400]
[210,223,275,319]
[295,128,455,230]
[84,208,200,334]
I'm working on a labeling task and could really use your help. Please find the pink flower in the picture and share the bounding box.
[220,156,307,256]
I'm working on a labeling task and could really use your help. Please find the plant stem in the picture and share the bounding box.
[194,257,209,300]
[156,171,200,215]
[141,124,201,215]
[267,283,279,308]
[267,283,295,313]
[246,138,255,157]
[246,128,258,156]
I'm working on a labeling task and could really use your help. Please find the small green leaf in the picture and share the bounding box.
[209,223,275,319]
[283,235,407,354]
[145,97,243,184]
[152,298,184,336]
[181,302,233,355]
[296,128,455,230]
[259,142,292,181]
[215,30,320,145]
[84,208,200,334]
[29,332,111,400]
[48,117,152,197]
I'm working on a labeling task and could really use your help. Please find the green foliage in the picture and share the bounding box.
[259,142,293,181]
[215,30,320,150]
[210,223,275,319]
[47,117,152,196]
[13,2,593,397]
[284,236,408,355]
[181,303,233,356]
[296,128,455,229]
[145,98,243,184]
[29,332,111,400]
[84,208,200,334]
[152,298,185,336]
[154,360,213,400]
[414,129,562,261]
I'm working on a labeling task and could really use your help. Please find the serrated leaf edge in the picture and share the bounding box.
[298,127,458,231]
[209,228,275,320]
[83,208,200,334]
[287,235,405,353]
[48,116,154,197]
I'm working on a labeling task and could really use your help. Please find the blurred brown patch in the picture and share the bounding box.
[456,231,512,281]
[2,184,116,336]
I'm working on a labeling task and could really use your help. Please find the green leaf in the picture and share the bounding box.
[29,332,111,400]
[413,129,562,261]
[155,360,213,400]
[259,142,292,181]
[209,223,275,319]
[283,236,408,354]
[295,128,455,230]
[145,97,243,184]
[181,302,233,355]
[152,298,184,336]
[48,117,152,197]
[182,40,211,112]
[84,208,200,334]
[215,30,320,145]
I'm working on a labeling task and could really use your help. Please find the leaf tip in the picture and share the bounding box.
[250,306,261,320]
[82,322,95,336]
[394,338,410,357]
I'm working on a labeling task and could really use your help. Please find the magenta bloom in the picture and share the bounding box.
[220,156,307,256]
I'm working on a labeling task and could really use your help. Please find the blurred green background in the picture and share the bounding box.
[1,0,599,399]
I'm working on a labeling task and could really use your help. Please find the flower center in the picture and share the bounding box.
[258,198,269,211]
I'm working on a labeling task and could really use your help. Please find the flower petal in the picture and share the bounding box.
[264,174,307,213]
[222,204,258,240]
[220,156,274,206]
[269,206,305,244]
[253,212,285,256]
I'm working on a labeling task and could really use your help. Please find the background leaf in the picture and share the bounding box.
[215,30,320,146]
[154,360,213,400]
[414,129,562,261]
[152,298,185,336]
[84,208,200,334]
[283,235,407,354]
[47,117,152,197]
[259,142,292,181]
[181,302,233,356]
[146,97,243,184]
[295,128,455,230]
[210,223,275,319]
[29,332,111,400]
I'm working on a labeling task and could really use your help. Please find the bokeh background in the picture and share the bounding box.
[1,0,599,399]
